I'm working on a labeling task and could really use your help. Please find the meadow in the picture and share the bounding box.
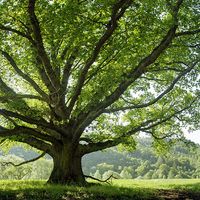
[0,179,200,200]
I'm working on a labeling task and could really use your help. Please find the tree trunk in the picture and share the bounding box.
[47,143,86,185]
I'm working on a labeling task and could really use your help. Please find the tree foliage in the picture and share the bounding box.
[0,0,199,184]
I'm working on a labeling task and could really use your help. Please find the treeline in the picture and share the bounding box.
[82,138,200,180]
[0,138,199,180]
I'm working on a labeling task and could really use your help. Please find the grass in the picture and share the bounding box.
[0,179,199,200]
[112,179,200,191]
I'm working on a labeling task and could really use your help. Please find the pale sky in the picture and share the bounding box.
[140,130,200,145]
[184,130,200,145]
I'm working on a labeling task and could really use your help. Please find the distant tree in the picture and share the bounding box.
[151,171,159,179]
[102,170,121,180]
[155,157,165,167]
[168,168,177,179]
[102,170,113,180]
[158,164,170,178]
[175,174,182,179]
[30,159,52,179]
[0,155,32,180]
[136,161,150,176]
[0,0,199,185]
[93,170,102,180]
[143,170,154,179]
[120,168,132,179]
[193,168,200,178]
[96,163,114,174]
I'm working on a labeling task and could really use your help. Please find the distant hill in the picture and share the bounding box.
[82,138,200,179]
[0,138,199,179]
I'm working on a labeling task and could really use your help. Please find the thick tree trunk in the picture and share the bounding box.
[47,143,86,185]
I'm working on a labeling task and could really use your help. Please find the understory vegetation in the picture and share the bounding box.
[0,179,199,200]
[0,138,199,180]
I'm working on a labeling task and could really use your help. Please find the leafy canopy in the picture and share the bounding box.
[0,0,199,154]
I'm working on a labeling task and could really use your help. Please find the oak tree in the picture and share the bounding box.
[0,0,199,184]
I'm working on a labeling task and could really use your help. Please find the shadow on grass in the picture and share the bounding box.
[157,182,200,200]
[1,180,200,200]
[0,181,158,200]
[168,182,200,192]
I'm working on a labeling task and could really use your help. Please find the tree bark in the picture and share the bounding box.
[47,143,86,185]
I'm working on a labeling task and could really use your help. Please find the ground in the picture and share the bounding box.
[0,179,199,200]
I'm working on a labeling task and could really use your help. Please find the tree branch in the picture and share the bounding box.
[0,76,16,95]
[0,109,52,128]
[0,77,32,110]
[84,174,117,184]
[28,0,60,91]
[21,126,58,143]
[0,126,53,154]
[75,0,184,136]
[104,60,198,113]
[0,94,44,103]
[143,130,175,140]
[1,152,46,167]
[80,138,122,155]
[68,0,133,115]
[61,48,78,92]
[81,97,197,154]
[175,29,200,37]
[76,26,179,134]
[80,130,137,154]
[84,48,122,86]
[0,126,57,144]
[140,98,197,132]
[0,24,35,44]
[17,136,53,155]
[0,50,48,99]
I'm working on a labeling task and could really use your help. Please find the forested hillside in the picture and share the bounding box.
[0,138,199,180]
[83,138,200,180]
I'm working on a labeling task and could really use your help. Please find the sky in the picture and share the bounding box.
[140,130,200,145]
[184,130,200,145]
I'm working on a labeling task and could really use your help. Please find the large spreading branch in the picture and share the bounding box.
[0,126,56,144]
[61,48,78,92]
[20,126,58,143]
[74,0,184,136]
[0,77,32,110]
[81,97,197,154]
[0,109,52,128]
[0,94,44,103]
[0,24,35,44]
[175,29,200,37]
[67,0,133,115]
[0,127,53,154]
[0,77,16,95]
[104,60,199,113]
[0,109,66,135]
[139,101,197,132]
[27,1,70,119]
[17,136,53,155]
[0,21,56,101]
[0,50,48,99]
[1,152,46,167]
[28,0,60,91]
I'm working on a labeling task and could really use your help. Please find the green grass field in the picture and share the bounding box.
[113,179,200,190]
[0,179,199,200]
